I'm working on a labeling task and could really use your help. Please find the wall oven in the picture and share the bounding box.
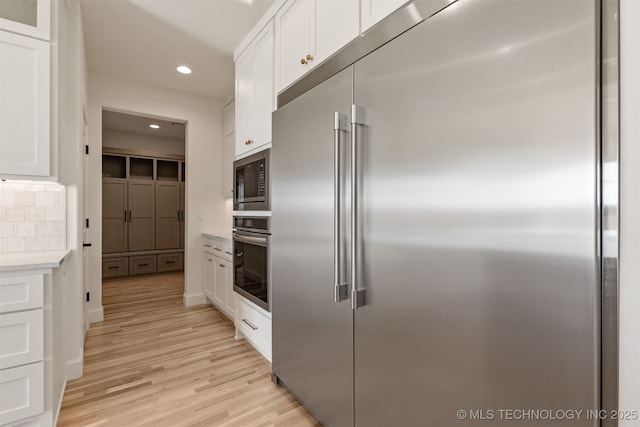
[234,149,270,211]
[233,216,270,311]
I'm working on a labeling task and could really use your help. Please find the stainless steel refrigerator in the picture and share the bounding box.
[271,0,601,425]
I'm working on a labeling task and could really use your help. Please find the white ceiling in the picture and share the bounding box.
[80,0,275,100]
[102,110,186,140]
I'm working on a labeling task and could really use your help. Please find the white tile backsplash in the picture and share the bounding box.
[14,191,36,206]
[0,181,66,254]
[25,207,46,221]
[15,222,36,237]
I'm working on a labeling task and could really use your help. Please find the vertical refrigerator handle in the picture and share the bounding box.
[351,105,366,309]
[334,112,349,303]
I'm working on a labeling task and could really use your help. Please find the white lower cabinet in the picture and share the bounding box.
[235,295,272,361]
[203,235,234,320]
[0,272,46,426]
[0,362,44,425]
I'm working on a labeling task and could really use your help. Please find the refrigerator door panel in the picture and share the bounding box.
[353,0,598,426]
[272,66,354,427]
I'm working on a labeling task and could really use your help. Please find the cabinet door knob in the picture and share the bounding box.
[248,140,253,145]
[301,58,307,65]
[306,54,313,61]
[220,264,225,268]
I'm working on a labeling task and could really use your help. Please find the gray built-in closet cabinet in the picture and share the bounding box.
[102,153,185,277]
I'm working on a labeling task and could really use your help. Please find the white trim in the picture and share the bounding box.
[53,379,66,427]
[233,0,288,60]
[183,292,205,306]
[66,358,83,381]
[88,306,104,323]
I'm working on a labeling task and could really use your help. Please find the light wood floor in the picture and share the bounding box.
[58,272,319,427]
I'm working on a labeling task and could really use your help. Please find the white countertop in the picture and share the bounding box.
[203,231,232,243]
[0,250,72,272]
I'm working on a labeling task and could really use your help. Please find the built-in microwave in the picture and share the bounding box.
[233,149,270,211]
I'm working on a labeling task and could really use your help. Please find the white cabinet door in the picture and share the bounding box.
[253,21,274,150]
[223,100,235,137]
[361,0,408,32]
[0,32,50,177]
[315,0,359,63]
[236,23,275,158]
[275,0,312,92]
[0,362,44,425]
[204,252,215,301]
[0,0,50,40]
[223,100,235,198]
[235,47,254,157]
[223,132,234,198]
[213,259,226,308]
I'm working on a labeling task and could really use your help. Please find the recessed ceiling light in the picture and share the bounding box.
[149,124,160,129]
[177,65,192,74]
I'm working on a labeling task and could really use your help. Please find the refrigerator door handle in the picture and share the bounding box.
[351,104,366,309]
[334,112,349,303]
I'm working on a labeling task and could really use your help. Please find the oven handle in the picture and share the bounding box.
[232,232,268,247]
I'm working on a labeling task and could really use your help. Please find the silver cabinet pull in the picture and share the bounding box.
[351,104,366,309]
[225,251,233,256]
[203,244,212,248]
[334,112,348,303]
[213,247,222,252]
[242,318,258,330]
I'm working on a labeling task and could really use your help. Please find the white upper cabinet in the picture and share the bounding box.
[0,0,51,41]
[275,0,312,92]
[275,0,358,93]
[223,101,234,198]
[235,21,275,158]
[315,0,359,63]
[0,31,50,177]
[361,0,408,32]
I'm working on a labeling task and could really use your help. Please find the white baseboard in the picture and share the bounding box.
[83,312,90,335]
[66,357,83,381]
[183,292,205,306]
[88,306,104,323]
[54,379,67,427]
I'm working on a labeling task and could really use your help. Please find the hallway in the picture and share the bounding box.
[58,272,318,426]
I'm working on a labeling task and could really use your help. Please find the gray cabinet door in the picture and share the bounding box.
[102,178,127,253]
[128,180,155,251]
[155,181,180,249]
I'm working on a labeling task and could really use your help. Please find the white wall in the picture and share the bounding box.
[49,0,88,423]
[87,72,225,322]
[103,130,185,156]
[619,0,640,423]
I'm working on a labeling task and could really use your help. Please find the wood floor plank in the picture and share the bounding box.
[59,272,319,427]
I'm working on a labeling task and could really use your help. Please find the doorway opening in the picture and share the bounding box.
[100,109,186,305]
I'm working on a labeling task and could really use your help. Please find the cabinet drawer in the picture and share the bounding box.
[102,257,128,278]
[0,362,44,425]
[235,296,271,360]
[0,309,43,370]
[0,274,44,313]
[157,253,183,272]
[129,255,157,276]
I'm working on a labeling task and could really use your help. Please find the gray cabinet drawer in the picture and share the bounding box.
[157,253,183,272]
[129,255,157,275]
[102,257,128,278]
